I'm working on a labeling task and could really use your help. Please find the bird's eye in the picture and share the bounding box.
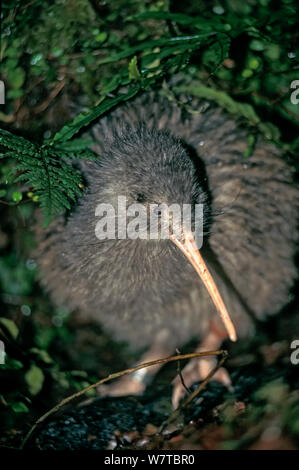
[136,193,146,203]
[153,205,163,217]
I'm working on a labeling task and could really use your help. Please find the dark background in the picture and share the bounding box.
[0,0,298,450]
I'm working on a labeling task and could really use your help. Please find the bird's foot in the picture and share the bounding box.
[172,325,232,409]
[98,372,147,397]
[172,355,232,408]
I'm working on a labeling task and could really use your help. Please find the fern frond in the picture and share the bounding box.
[0,129,97,226]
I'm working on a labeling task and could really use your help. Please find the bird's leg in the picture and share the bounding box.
[172,321,232,408]
[98,329,173,397]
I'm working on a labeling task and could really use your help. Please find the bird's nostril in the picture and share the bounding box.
[153,205,162,217]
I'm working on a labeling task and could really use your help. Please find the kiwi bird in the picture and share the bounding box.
[36,92,298,405]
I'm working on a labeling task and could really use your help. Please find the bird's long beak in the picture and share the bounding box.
[170,232,237,342]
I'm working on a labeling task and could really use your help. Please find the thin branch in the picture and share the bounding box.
[33,80,66,114]
[20,349,226,449]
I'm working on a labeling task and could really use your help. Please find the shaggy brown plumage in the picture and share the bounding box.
[35,92,298,353]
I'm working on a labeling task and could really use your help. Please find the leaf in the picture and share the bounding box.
[7,67,25,89]
[29,347,54,364]
[243,134,257,158]
[51,137,94,152]
[1,357,23,370]
[141,44,193,68]
[12,191,23,202]
[0,129,97,225]
[0,317,19,339]
[53,86,140,143]
[25,365,45,396]
[97,34,213,65]
[0,128,36,153]
[129,56,141,80]
[11,401,29,413]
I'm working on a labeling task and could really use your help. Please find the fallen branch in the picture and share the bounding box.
[20,348,227,449]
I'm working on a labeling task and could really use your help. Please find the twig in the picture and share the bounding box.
[20,349,225,449]
[0,199,13,206]
[33,80,66,114]
[0,112,16,123]
[158,350,228,435]
[176,348,191,395]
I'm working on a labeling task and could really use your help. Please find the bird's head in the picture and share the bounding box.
[94,125,210,240]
